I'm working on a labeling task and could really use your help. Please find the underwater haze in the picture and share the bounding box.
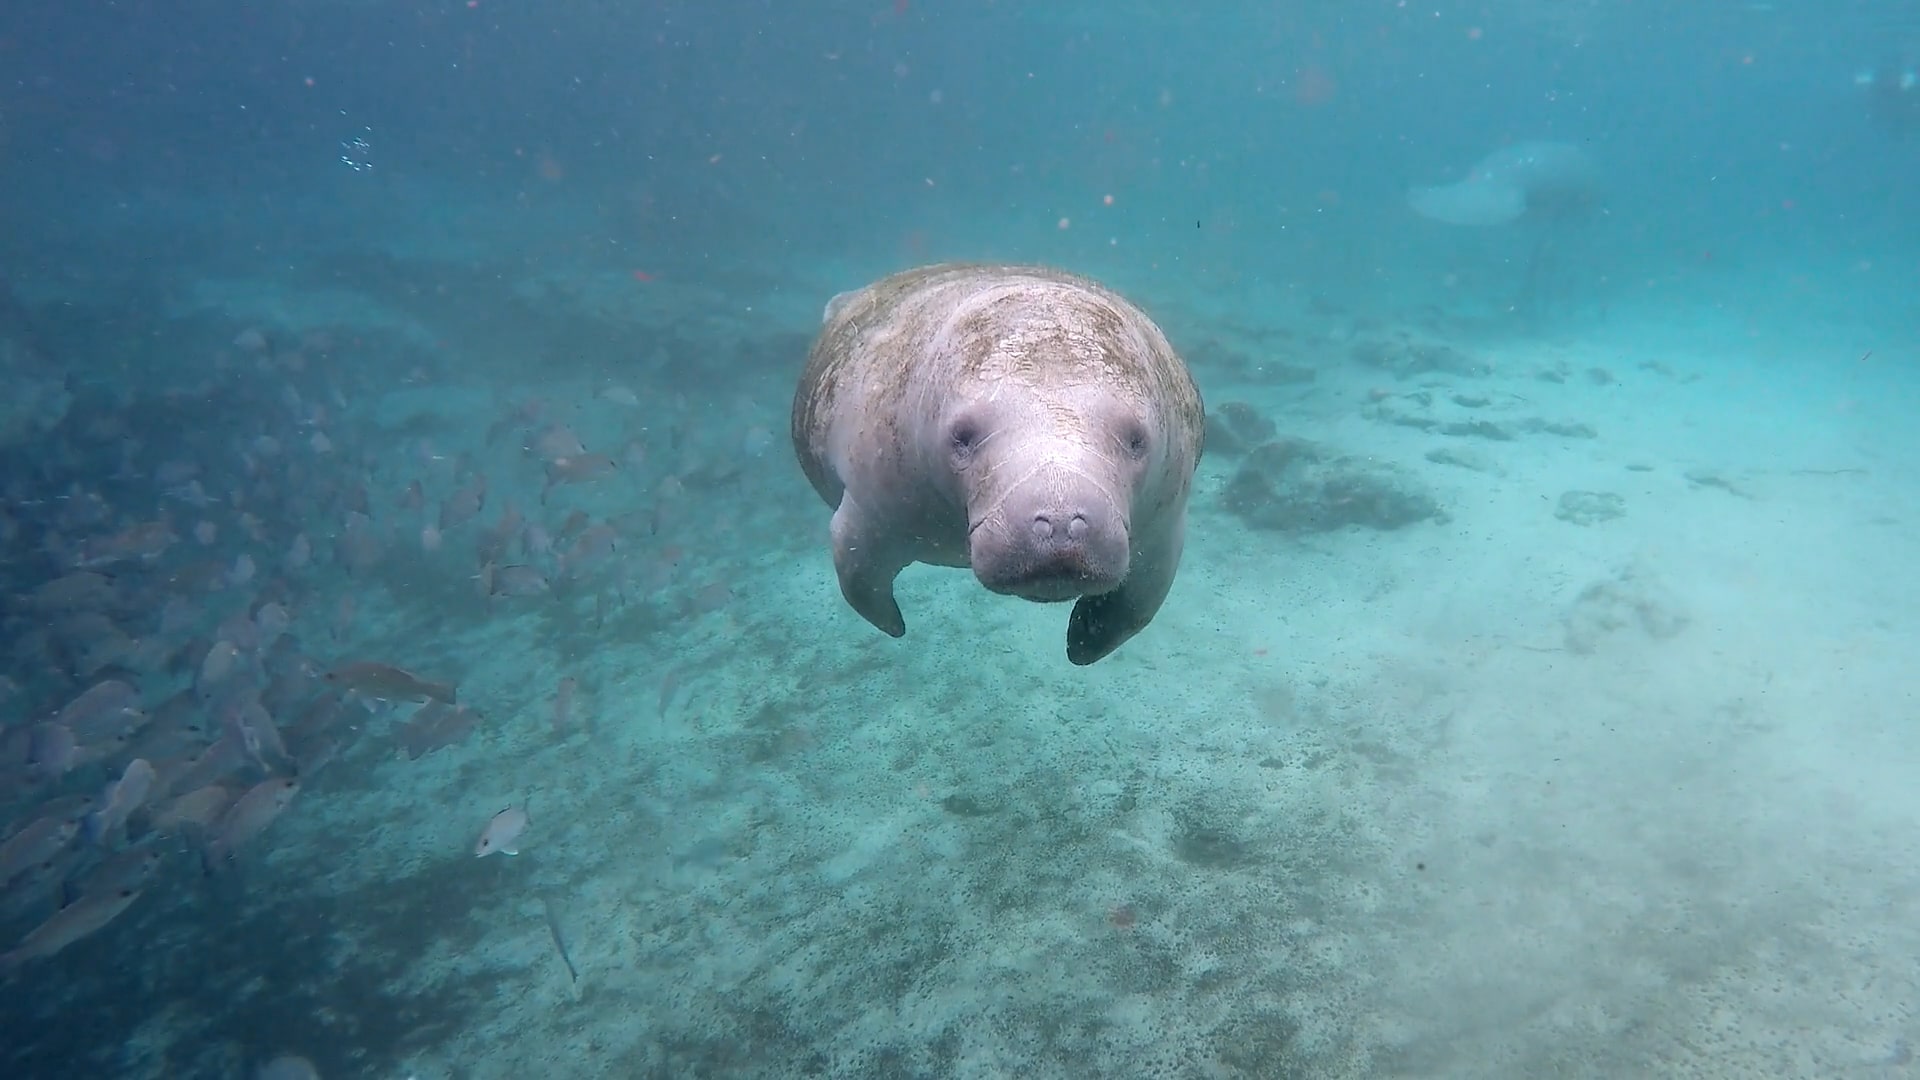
[2,0,1919,1077]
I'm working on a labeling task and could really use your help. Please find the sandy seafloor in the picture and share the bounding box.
[11,184,1920,1079]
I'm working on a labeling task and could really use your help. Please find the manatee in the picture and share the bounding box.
[791,263,1205,665]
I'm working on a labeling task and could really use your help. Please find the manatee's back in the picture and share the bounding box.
[790,263,1203,503]
[790,263,1020,504]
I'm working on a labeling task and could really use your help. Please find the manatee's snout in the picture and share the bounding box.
[970,465,1129,602]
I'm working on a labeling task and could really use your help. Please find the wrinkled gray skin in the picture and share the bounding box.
[792,263,1204,665]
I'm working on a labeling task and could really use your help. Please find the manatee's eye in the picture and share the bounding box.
[949,417,982,467]
[1122,421,1151,460]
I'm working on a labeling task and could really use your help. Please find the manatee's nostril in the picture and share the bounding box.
[1031,512,1090,545]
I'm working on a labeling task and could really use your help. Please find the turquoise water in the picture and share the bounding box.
[0,2,1917,1077]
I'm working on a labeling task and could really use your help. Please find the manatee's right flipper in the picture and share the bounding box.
[829,492,909,638]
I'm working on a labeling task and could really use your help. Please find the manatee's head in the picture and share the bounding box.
[947,381,1157,603]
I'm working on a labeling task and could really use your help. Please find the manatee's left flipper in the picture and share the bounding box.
[1067,518,1185,666]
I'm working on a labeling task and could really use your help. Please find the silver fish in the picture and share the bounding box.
[488,564,550,598]
[324,661,456,704]
[149,784,235,835]
[0,887,142,971]
[475,804,529,857]
[54,679,142,742]
[73,842,166,898]
[0,817,80,885]
[206,776,299,864]
[85,758,156,844]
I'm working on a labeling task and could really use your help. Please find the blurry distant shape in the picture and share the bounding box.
[1407,141,1603,328]
[0,280,71,448]
[255,1055,321,1080]
[1291,64,1337,107]
[1857,58,1919,137]
[1407,141,1599,228]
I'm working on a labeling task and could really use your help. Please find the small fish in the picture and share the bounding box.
[475,504,525,567]
[541,454,617,503]
[69,521,176,570]
[398,702,482,759]
[595,384,641,407]
[555,509,590,542]
[0,816,80,885]
[290,735,340,778]
[475,803,529,857]
[24,571,118,612]
[196,641,244,698]
[439,476,487,532]
[165,730,249,796]
[71,842,165,898]
[284,693,348,741]
[205,776,299,865]
[0,887,142,972]
[226,697,289,769]
[253,601,292,648]
[85,758,156,844]
[488,564,550,598]
[214,608,260,650]
[53,679,141,735]
[149,784,235,835]
[526,424,587,462]
[324,661,457,704]
[26,723,76,779]
[557,523,619,580]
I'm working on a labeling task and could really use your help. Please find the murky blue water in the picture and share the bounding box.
[1,3,1917,1077]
